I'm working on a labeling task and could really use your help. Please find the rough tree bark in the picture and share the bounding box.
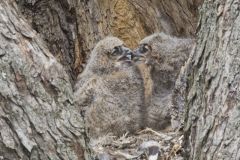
[0,1,91,159]
[175,0,240,159]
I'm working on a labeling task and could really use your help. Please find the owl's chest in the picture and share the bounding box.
[106,76,142,94]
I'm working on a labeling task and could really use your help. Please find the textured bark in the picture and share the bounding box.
[0,1,91,159]
[174,0,240,159]
[16,0,79,82]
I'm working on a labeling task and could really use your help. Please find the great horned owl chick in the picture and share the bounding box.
[134,32,194,130]
[74,37,145,138]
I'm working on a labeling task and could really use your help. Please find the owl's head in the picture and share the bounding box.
[133,33,170,64]
[86,37,133,75]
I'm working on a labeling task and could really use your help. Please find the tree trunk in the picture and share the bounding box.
[0,0,201,159]
[177,0,240,159]
[0,1,92,159]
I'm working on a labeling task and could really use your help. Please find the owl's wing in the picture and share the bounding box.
[74,77,97,108]
[74,72,92,92]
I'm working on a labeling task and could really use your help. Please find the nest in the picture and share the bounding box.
[91,128,184,160]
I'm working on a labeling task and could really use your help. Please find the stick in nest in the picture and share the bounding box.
[137,127,173,141]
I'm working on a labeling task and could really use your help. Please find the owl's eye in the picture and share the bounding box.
[144,44,149,50]
[139,44,150,53]
[112,46,122,56]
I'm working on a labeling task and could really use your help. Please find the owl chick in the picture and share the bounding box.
[134,32,194,130]
[74,37,145,138]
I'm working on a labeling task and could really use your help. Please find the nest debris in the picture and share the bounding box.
[91,128,184,160]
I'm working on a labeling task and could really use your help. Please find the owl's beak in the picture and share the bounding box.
[132,49,146,61]
[117,47,133,61]
[133,48,146,56]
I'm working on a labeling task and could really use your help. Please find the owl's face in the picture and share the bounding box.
[132,43,152,63]
[110,45,135,69]
[110,45,133,62]
[88,37,134,74]
[94,37,133,63]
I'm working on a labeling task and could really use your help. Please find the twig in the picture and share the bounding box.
[138,128,173,140]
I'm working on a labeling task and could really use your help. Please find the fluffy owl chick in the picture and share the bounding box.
[74,37,132,91]
[134,32,194,130]
[74,37,145,138]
